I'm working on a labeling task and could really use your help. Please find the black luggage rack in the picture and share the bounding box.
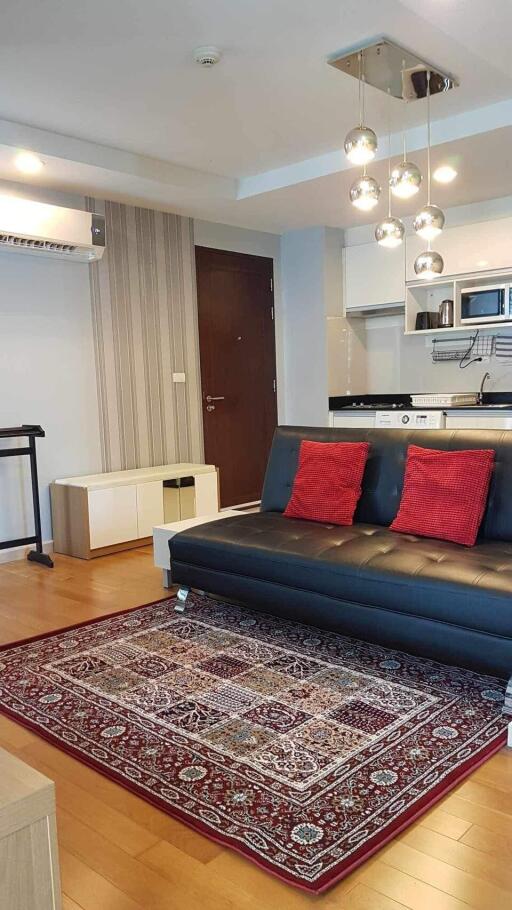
[0,425,53,568]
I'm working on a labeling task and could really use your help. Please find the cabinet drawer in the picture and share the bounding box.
[88,486,138,549]
[136,481,164,538]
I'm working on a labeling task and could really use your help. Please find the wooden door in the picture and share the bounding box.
[195,247,277,507]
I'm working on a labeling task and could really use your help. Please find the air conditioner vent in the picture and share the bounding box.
[0,196,105,262]
[0,234,77,254]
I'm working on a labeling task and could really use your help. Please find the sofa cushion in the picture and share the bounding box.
[260,426,512,541]
[390,445,495,546]
[283,440,370,525]
[170,511,512,639]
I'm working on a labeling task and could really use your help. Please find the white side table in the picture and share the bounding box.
[153,510,240,588]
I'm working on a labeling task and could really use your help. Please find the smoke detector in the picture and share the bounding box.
[194,46,222,67]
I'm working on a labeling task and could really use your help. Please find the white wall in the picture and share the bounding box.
[280,228,328,425]
[400,324,512,394]
[365,316,402,393]
[0,251,102,545]
[280,227,351,425]
[194,219,280,259]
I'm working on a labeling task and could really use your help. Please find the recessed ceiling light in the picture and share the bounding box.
[433,164,457,184]
[15,151,44,174]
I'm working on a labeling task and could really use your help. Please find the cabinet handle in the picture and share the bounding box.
[206,396,225,402]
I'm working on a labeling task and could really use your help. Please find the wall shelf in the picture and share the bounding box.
[404,325,472,336]
[404,267,512,336]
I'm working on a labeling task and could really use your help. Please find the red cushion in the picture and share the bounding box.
[390,445,495,546]
[284,440,370,526]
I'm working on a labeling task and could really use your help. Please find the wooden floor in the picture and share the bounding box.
[1,547,511,910]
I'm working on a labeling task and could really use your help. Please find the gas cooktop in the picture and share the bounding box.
[343,402,405,409]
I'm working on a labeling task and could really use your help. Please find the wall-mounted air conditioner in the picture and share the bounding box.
[0,194,105,262]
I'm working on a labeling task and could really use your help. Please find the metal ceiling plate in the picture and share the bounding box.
[328,38,458,101]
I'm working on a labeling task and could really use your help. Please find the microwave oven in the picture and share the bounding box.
[461,284,512,324]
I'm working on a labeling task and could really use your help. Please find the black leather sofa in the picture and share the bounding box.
[169,426,512,678]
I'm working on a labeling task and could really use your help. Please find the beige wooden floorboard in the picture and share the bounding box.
[379,839,510,909]
[461,822,512,858]
[336,884,410,910]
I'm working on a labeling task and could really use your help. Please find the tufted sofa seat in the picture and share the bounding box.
[170,425,512,677]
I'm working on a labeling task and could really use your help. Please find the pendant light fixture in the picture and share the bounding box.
[389,146,422,199]
[375,91,405,248]
[331,40,457,243]
[389,78,422,200]
[414,70,444,279]
[413,71,445,241]
[414,247,444,279]
[344,52,378,165]
[350,168,381,211]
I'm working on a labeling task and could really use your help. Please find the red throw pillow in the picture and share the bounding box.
[390,445,495,546]
[284,440,370,526]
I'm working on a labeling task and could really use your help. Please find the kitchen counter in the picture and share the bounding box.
[331,405,512,412]
[329,393,512,411]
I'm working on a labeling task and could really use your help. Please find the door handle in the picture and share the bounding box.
[206,396,225,402]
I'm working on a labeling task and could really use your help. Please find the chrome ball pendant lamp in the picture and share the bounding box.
[344,51,378,166]
[414,71,445,277]
[413,203,445,240]
[344,125,378,165]
[350,170,381,211]
[414,248,444,279]
[375,215,405,247]
[390,159,422,199]
[375,94,405,248]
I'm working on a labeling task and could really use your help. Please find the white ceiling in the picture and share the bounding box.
[1,0,512,231]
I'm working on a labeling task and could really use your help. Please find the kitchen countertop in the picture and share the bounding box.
[329,393,512,411]
[330,405,512,412]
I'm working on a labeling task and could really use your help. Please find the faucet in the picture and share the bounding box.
[478,371,491,405]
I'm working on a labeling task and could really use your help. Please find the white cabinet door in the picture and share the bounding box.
[406,218,512,281]
[136,481,164,538]
[330,411,375,428]
[88,486,138,550]
[344,243,405,310]
[445,414,512,430]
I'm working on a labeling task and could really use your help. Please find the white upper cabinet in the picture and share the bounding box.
[344,216,512,315]
[406,217,512,282]
[344,242,405,311]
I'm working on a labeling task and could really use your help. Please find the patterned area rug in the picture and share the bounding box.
[0,594,508,892]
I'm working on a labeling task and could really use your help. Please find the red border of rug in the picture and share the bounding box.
[0,597,507,894]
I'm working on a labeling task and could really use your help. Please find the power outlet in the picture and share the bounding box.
[173,372,186,383]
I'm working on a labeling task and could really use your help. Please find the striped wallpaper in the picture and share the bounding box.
[86,199,203,472]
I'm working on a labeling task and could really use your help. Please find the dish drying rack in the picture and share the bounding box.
[431,331,512,363]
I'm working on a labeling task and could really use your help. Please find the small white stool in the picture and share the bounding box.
[153,510,240,588]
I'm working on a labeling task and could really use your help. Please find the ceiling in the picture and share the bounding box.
[1,0,512,232]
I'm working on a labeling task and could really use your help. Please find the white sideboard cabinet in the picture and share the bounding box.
[51,463,218,559]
